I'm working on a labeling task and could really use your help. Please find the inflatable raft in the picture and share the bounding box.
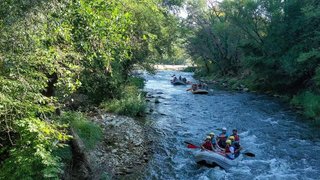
[191,89,208,94]
[194,150,243,169]
[171,80,187,85]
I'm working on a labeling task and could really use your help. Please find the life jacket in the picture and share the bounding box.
[225,144,231,153]
[233,134,240,141]
[211,138,216,145]
[219,133,228,141]
[202,141,213,151]
[225,145,235,159]
[232,141,240,149]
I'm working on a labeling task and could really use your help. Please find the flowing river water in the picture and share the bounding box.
[141,70,320,180]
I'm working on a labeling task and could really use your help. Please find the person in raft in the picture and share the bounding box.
[172,76,178,82]
[228,136,242,158]
[186,84,198,91]
[208,132,217,149]
[201,136,214,151]
[217,127,229,148]
[182,77,187,83]
[230,129,241,156]
[225,140,235,159]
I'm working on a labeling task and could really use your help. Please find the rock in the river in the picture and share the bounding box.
[155,97,160,103]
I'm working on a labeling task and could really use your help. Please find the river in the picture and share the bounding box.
[141,70,320,180]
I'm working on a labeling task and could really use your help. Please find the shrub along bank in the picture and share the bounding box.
[184,0,320,124]
[0,0,183,179]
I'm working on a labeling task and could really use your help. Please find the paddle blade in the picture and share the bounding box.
[187,144,199,149]
[243,152,255,157]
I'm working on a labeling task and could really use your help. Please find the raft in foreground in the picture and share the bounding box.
[194,150,243,169]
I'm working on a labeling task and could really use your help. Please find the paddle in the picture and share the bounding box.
[184,141,255,157]
[187,144,199,149]
[185,141,199,148]
[242,152,255,157]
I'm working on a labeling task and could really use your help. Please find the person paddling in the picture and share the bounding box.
[217,127,229,148]
[172,76,178,82]
[231,129,241,157]
[231,129,240,143]
[228,135,242,158]
[201,136,214,151]
[228,136,235,144]
[225,140,235,159]
[182,77,187,83]
[187,84,198,91]
[208,132,216,149]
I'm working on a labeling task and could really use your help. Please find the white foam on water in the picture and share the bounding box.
[288,137,311,145]
[241,133,265,148]
[239,130,250,137]
[254,173,299,180]
[196,167,228,180]
[229,164,252,174]
[252,158,299,180]
[261,117,279,125]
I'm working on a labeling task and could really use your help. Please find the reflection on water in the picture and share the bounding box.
[142,70,320,180]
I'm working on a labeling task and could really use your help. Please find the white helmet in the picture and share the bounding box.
[222,127,227,131]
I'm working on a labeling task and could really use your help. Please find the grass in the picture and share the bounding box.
[58,112,103,150]
[101,85,146,117]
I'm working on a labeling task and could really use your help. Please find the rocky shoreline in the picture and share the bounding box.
[67,112,153,179]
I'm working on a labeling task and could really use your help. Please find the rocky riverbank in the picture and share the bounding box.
[67,112,153,179]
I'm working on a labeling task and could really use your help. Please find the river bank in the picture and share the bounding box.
[65,111,153,179]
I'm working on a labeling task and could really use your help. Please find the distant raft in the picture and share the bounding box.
[194,150,243,169]
[171,79,187,85]
[191,89,209,94]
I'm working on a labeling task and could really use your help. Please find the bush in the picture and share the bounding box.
[58,112,103,150]
[291,91,320,119]
[127,77,145,89]
[0,117,70,179]
[101,86,146,117]
[182,66,196,72]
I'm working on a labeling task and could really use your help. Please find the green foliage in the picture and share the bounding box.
[127,77,145,89]
[58,112,103,150]
[0,1,74,178]
[0,117,70,179]
[291,91,320,119]
[185,0,320,120]
[101,86,146,117]
[53,145,73,166]
[0,0,182,178]
[182,66,196,72]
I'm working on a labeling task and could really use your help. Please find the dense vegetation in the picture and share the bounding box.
[0,0,182,178]
[184,0,320,122]
[1,0,319,178]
